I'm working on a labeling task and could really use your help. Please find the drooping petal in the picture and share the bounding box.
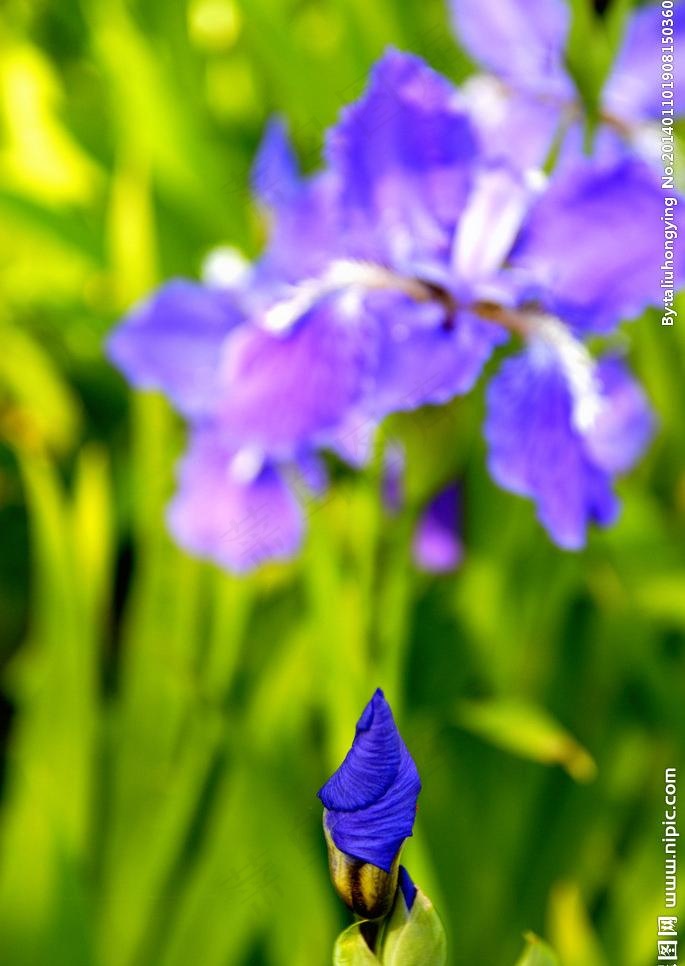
[370,296,506,416]
[483,347,650,549]
[325,410,378,469]
[603,3,685,123]
[107,281,243,416]
[318,689,421,873]
[326,49,479,268]
[214,294,378,458]
[510,160,682,333]
[167,429,304,573]
[485,349,590,549]
[584,356,655,474]
[449,0,572,98]
[413,484,463,573]
[584,464,621,530]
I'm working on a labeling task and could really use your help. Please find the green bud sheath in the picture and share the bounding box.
[513,932,559,966]
[333,924,380,965]
[324,819,401,920]
[379,883,447,965]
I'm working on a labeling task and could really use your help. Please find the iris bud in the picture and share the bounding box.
[318,689,421,919]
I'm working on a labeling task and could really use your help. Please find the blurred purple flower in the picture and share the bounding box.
[413,484,463,573]
[235,52,511,433]
[108,48,679,566]
[450,0,684,168]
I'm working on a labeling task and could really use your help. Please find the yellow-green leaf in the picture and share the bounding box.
[456,699,597,782]
[549,882,608,966]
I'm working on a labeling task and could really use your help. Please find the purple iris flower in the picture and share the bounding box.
[413,484,464,573]
[294,51,667,548]
[108,51,505,570]
[318,689,421,918]
[450,0,684,168]
[207,51,511,460]
[108,47,677,565]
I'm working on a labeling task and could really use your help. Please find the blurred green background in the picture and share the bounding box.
[0,1,683,964]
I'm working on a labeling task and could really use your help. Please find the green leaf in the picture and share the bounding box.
[456,699,597,782]
[630,573,685,627]
[0,451,99,964]
[333,924,379,965]
[549,883,608,966]
[514,932,560,966]
[565,0,632,121]
[380,887,447,966]
[0,323,82,453]
[0,187,104,263]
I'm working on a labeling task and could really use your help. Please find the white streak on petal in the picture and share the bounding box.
[229,446,265,484]
[528,314,603,432]
[453,165,534,282]
[259,259,423,336]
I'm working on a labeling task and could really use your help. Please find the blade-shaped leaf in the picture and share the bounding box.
[456,699,597,782]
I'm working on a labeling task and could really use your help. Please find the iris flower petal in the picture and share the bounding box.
[603,3,685,123]
[449,0,572,98]
[585,357,656,475]
[326,49,479,267]
[107,281,242,417]
[167,429,304,573]
[485,349,654,549]
[214,296,378,458]
[370,296,506,416]
[510,160,682,333]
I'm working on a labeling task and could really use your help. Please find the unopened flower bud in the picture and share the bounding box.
[317,689,421,920]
